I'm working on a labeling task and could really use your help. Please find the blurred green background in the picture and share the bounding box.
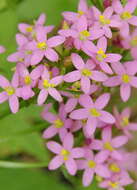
[0,0,136,189]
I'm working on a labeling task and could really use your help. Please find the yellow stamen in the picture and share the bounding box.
[88,160,96,168]
[54,119,64,128]
[43,80,55,89]
[81,68,92,77]
[130,36,137,47]
[96,48,107,62]
[78,10,84,16]
[24,75,32,85]
[109,163,120,173]
[79,30,90,41]
[104,142,114,152]
[121,117,129,127]
[90,108,101,117]
[82,119,87,125]
[18,58,24,62]
[62,21,69,30]
[72,81,81,91]
[61,149,70,161]
[37,42,47,50]
[109,181,119,188]
[5,87,15,96]
[121,11,132,20]
[99,15,111,25]
[26,26,33,32]
[122,74,130,83]
[25,50,32,55]
[96,175,103,182]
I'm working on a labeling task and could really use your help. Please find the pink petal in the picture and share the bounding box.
[62,11,78,22]
[95,165,110,178]
[43,126,57,139]
[0,91,8,103]
[0,45,5,54]
[111,150,122,160]
[82,169,94,187]
[97,37,107,52]
[85,117,97,136]
[31,51,44,65]
[42,112,57,123]
[71,53,85,70]
[47,141,62,154]
[92,6,101,19]
[89,28,103,40]
[48,36,65,47]
[112,136,128,148]
[103,26,112,39]
[30,65,43,80]
[71,148,84,158]
[100,111,115,124]
[49,155,63,170]
[91,71,108,82]
[50,76,63,86]
[120,84,131,102]
[82,41,97,54]
[36,13,46,25]
[130,76,137,88]
[37,89,48,105]
[111,62,125,75]
[63,133,74,150]
[103,7,113,18]
[11,71,19,88]
[9,95,19,113]
[120,22,129,37]
[124,0,137,13]
[16,34,28,46]
[129,123,137,131]
[45,48,58,62]
[0,75,10,88]
[48,88,62,102]
[76,15,87,32]
[95,93,110,109]
[65,98,78,113]
[99,61,113,74]
[58,29,78,38]
[79,94,94,108]
[124,61,137,75]
[102,127,112,142]
[70,108,88,120]
[81,76,90,94]
[103,76,121,87]
[95,150,109,163]
[112,0,123,14]
[105,54,122,63]
[78,0,88,12]
[64,71,81,82]
[65,158,77,175]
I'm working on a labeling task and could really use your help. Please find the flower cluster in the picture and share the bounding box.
[0,0,137,189]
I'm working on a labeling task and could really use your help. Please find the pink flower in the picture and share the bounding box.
[70,93,115,136]
[42,104,72,139]
[27,29,65,65]
[121,28,137,60]
[77,149,110,186]
[18,13,54,38]
[114,107,137,138]
[37,68,63,105]
[103,0,112,8]
[59,16,103,53]
[64,53,108,93]
[97,127,128,161]
[99,171,133,190]
[85,37,122,74]
[112,0,137,37]
[92,6,121,38]
[62,0,90,23]
[47,133,84,175]
[0,46,5,54]
[103,61,137,101]
[0,73,20,113]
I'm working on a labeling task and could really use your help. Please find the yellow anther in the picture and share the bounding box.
[61,149,70,161]
[109,163,120,173]
[96,48,107,62]
[109,182,119,188]
[24,75,32,85]
[121,11,132,20]
[121,117,129,127]
[130,36,137,47]
[122,74,130,83]
[43,80,55,89]
[88,160,96,168]
[81,68,92,77]
[62,21,69,30]
[104,142,114,152]
[54,119,64,128]
[78,10,84,16]
[5,87,15,96]
[18,58,24,62]
[90,108,101,117]
[82,119,87,125]
[96,175,103,182]
[25,50,32,55]
[99,15,111,25]
[79,30,90,41]
[26,26,33,32]
[37,42,47,50]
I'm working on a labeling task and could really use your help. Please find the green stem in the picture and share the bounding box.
[0,161,48,168]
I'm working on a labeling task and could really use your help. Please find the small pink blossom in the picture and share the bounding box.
[0,46,5,54]
[47,133,84,175]
[70,93,115,136]
[103,61,137,101]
